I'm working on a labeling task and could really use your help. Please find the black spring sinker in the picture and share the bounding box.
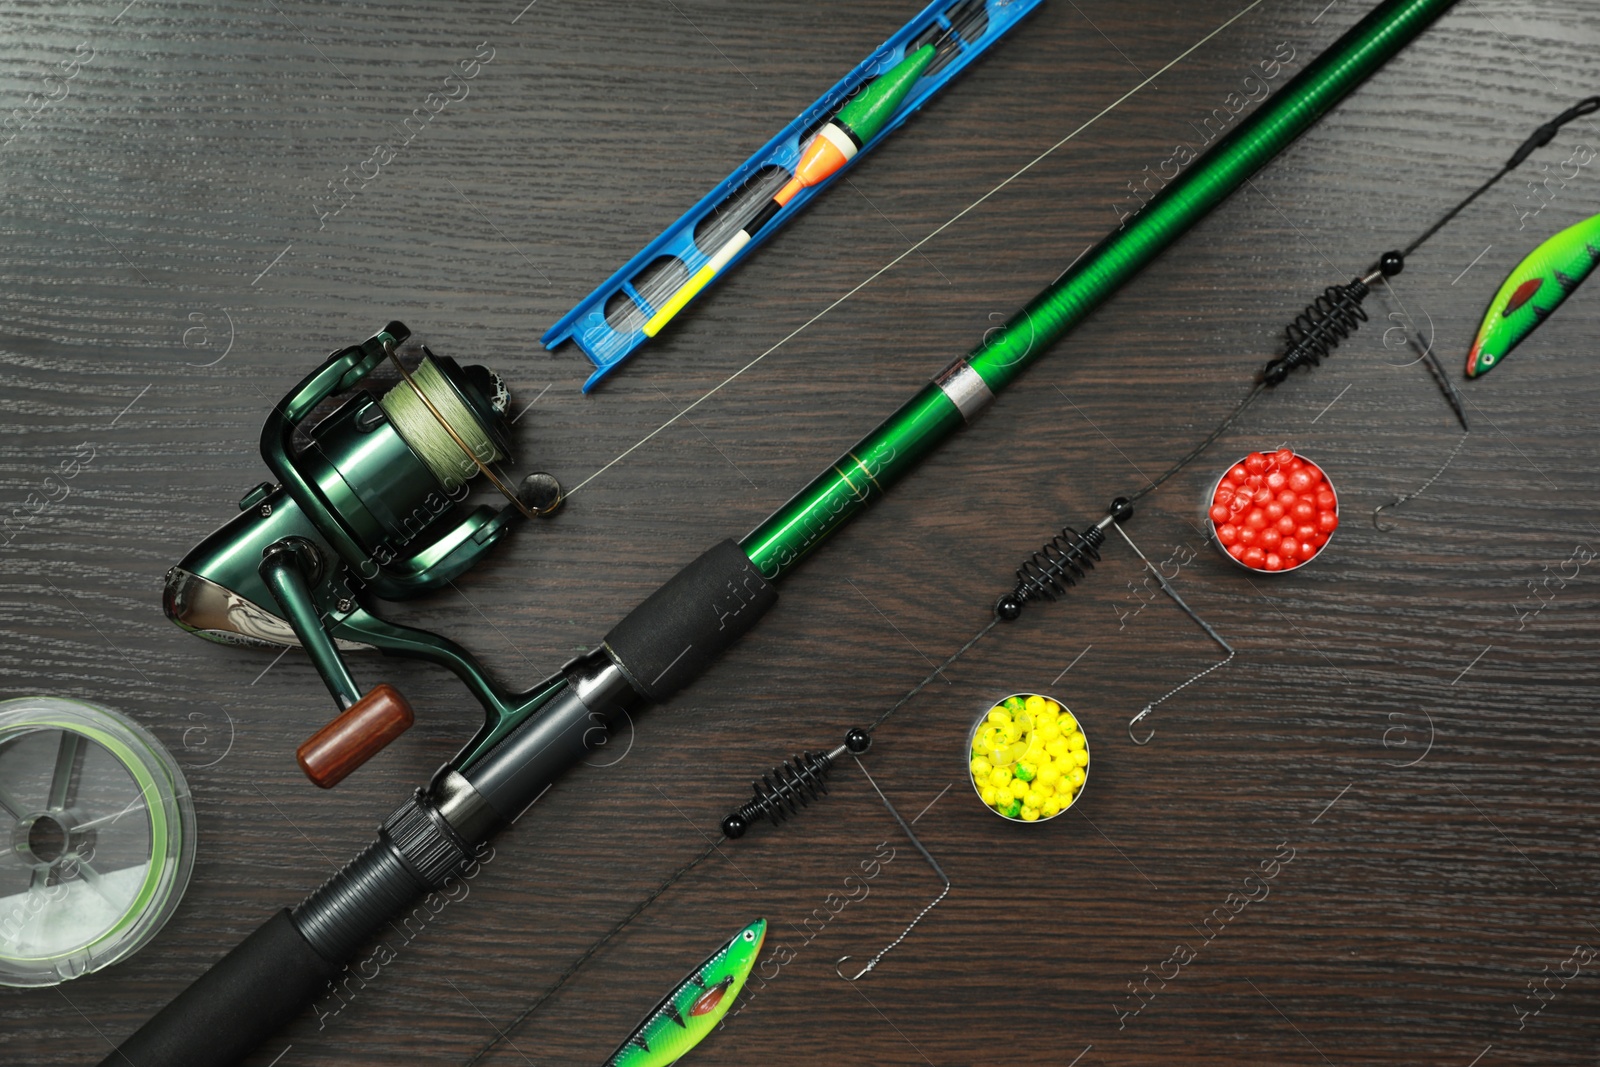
[1258,250,1405,386]
[995,497,1133,621]
[1017,524,1106,598]
[721,728,871,839]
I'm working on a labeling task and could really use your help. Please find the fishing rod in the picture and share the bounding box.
[479,86,1600,1056]
[103,1,1460,1063]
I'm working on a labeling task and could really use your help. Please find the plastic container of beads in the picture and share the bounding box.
[1207,448,1338,573]
[966,694,1089,823]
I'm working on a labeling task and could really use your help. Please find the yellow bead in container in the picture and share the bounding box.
[966,692,1090,824]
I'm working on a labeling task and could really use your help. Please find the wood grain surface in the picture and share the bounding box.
[3,1,1599,1064]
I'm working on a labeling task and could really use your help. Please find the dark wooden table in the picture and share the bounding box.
[3,1,1598,1063]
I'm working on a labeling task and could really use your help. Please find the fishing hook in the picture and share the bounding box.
[835,956,875,982]
[834,757,951,982]
[1128,706,1156,747]
[1114,524,1235,746]
[1372,431,1469,531]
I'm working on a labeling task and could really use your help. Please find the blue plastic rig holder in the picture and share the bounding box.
[542,0,1047,392]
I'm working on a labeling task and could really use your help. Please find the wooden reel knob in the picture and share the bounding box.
[295,684,414,789]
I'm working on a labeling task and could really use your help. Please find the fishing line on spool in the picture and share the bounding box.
[382,344,557,520]
[380,357,505,489]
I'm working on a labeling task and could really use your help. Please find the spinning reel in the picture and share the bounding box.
[164,323,564,787]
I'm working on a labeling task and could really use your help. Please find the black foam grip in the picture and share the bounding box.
[604,539,777,701]
[97,909,339,1067]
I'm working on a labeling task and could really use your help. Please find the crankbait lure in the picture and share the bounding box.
[1466,210,1600,378]
[603,919,766,1067]
[1259,95,1600,411]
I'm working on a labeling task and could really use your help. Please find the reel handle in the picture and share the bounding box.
[296,684,415,789]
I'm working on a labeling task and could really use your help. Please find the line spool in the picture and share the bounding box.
[0,697,196,987]
[380,356,507,490]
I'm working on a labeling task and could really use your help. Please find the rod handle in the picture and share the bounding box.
[97,909,339,1067]
[296,683,414,788]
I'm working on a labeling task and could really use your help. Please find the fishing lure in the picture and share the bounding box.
[603,919,767,1067]
[1466,210,1600,378]
[1258,95,1600,415]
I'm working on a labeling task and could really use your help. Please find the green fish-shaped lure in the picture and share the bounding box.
[1467,211,1600,377]
[603,918,766,1067]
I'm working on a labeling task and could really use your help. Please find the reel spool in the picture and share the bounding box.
[0,697,196,987]
[164,323,563,787]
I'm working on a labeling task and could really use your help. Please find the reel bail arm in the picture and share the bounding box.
[261,322,542,602]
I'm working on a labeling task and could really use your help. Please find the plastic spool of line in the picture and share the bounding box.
[0,697,196,987]
[380,356,506,490]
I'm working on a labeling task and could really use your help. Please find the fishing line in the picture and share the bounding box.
[563,0,1270,499]
[1392,287,1470,426]
[382,345,559,523]
[1373,431,1470,531]
[1371,322,1471,530]
[1369,270,1468,423]
[921,0,992,77]
[868,617,999,733]
[1129,383,1265,504]
[460,838,722,1067]
[1114,523,1236,746]
[380,357,505,488]
[1402,96,1599,259]
[834,756,952,982]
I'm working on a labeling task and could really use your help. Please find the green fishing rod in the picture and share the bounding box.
[105,1,1458,1063]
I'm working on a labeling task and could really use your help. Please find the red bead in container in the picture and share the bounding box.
[1207,448,1337,573]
